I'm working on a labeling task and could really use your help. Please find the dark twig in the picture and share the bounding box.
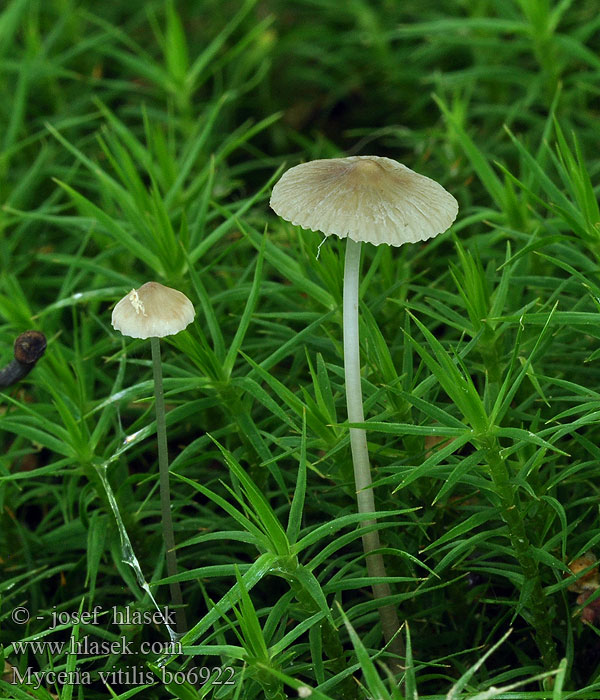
[0,331,47,388]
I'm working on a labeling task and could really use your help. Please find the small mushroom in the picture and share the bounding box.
[270,155,458,650]
[112,281,195,634]
[112,282,195,339]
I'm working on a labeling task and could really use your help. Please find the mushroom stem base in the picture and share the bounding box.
[343,238,403,660]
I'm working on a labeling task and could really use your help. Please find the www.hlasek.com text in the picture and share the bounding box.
[12,635,181,656]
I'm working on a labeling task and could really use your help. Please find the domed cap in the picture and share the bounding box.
[269,155,458,246]
[111,282,195,339]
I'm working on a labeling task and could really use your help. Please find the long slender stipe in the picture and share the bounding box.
[343,238,404,658]
[151,337,187,634]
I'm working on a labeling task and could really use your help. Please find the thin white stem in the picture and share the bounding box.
[343,238,403,656]
[151,337,187,634]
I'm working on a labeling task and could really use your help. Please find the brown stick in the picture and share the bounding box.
[0,331,46,388]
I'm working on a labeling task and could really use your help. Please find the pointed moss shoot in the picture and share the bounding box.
[112,281,195,634]
[270,155,458,655]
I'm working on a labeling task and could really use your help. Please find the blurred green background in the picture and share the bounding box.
[3,0,600,697]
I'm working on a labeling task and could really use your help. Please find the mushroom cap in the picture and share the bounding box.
[269,155,458,246]
[111,282,195,339]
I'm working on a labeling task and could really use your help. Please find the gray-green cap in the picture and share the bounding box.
[270,155,458,246]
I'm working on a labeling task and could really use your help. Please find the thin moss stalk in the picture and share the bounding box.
[151,337,187,634]
[480,434,558,670]
[480,327,502,413]
[287,575,358,700]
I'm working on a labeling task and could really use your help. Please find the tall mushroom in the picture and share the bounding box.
[112,281,195,634]
[270,155,458,652]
